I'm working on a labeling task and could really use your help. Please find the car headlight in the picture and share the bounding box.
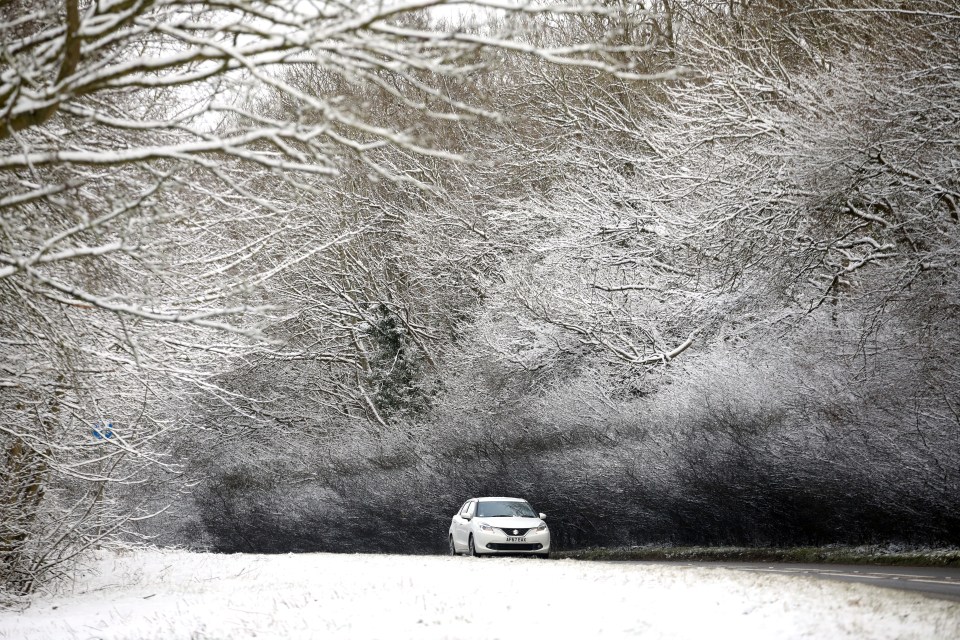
[479,523,497,533]
[535,522,548,532]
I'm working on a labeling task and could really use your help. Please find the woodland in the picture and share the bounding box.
[1,1,959,594]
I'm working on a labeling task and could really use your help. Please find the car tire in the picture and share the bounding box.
[449,535,457,556]
[468,535,481,557]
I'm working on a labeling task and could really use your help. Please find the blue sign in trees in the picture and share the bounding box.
[92,421,114,440]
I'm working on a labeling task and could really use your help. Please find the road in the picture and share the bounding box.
[4,552,959,639]
[635,561,960,602]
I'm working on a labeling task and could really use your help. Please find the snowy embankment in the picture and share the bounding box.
[2,550,959,639]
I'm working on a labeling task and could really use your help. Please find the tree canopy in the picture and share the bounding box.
[2,1,958,593]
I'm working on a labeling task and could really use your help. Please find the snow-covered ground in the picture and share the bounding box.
[2,550,959,639]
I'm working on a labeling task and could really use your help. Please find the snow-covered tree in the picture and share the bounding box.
[0,0,656,592]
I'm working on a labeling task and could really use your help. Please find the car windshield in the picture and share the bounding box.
[476,500,537,518]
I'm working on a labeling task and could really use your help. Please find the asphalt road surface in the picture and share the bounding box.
[645,562,960,602]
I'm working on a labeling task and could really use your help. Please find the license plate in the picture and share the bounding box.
[505,536,526,542]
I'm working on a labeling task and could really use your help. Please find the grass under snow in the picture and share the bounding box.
[1,549,958,639]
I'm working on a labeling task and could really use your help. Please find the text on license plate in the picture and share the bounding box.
[505,536,526,542]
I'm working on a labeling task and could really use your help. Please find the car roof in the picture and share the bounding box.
[473,497,527,502]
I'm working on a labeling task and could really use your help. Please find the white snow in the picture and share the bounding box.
[2,550,959,639]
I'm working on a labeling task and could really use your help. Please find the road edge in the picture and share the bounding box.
[555,545,960,567]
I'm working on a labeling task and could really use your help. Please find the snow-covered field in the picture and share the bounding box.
[2,550,959,639]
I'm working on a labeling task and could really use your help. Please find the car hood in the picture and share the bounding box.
[477,517,542,529]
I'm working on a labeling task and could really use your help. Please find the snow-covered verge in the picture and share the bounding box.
[558,545,960,566]
[1,550,958,639]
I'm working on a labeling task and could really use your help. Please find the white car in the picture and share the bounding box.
[448,496,550,558]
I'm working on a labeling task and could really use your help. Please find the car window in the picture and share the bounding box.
[459,500,472,517]
[465,501,476,517]
[476,500,537,518]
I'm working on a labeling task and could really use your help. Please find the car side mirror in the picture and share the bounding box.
[463,514,472,521]
[539,513,547,520]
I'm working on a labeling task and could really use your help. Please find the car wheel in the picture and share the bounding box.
[468,535,481,557]
[449,535,457,556]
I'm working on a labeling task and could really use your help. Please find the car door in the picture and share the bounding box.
[453,499,475,549]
